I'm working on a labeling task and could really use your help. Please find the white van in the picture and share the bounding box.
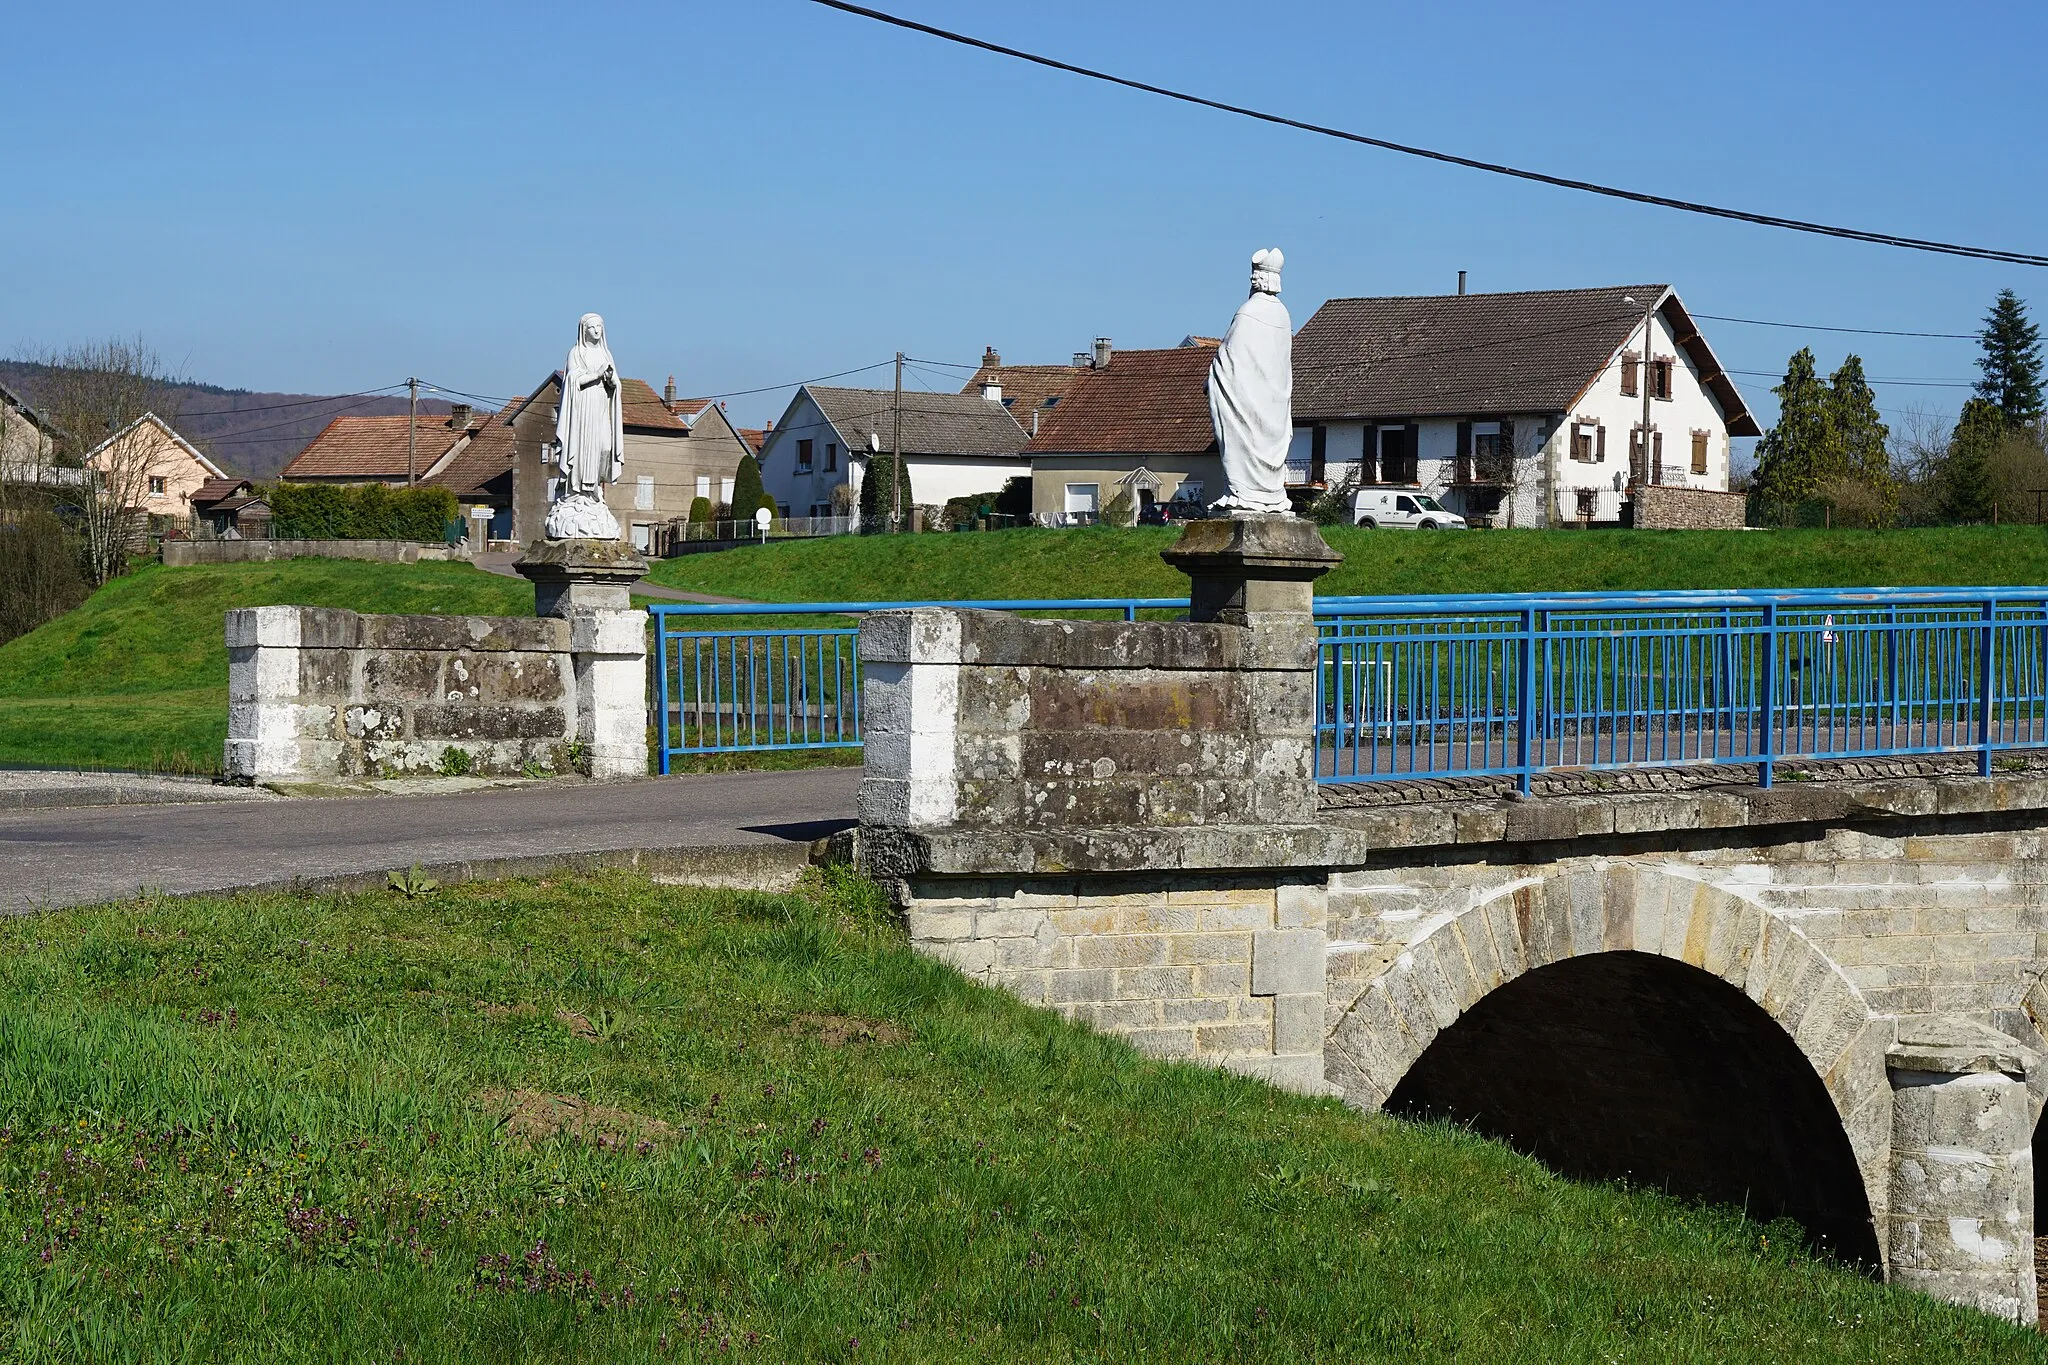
[1351,488,1467,530]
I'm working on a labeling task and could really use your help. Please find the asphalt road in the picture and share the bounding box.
[0,768,862,914]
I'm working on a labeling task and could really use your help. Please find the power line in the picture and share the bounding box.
[170,384,410,418]
[805,0,2048,268]
[701,360,899,400]
[1693,313,1978,340]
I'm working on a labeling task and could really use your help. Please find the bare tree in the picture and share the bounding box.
[29,339,187,585]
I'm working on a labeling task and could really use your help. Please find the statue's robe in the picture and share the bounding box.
[1209,290,1294,514]
[555,344,625,497]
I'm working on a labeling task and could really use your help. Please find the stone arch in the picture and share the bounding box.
[1326,861,1890,1259]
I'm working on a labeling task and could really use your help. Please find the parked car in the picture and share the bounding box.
[1351,488,1466,530]
[1140,497,1210,525]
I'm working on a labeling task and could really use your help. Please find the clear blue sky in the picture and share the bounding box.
[5,0,2041,444]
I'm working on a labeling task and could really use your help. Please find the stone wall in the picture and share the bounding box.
[224,604,646,781]
[1633,484,1747,530]
[166,539,465,568]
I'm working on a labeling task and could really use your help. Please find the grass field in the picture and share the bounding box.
[0,560,531,773]
[644,524,2048,605]
[0,870,2035,1363]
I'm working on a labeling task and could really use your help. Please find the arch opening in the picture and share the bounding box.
[1384,950,1880,1266]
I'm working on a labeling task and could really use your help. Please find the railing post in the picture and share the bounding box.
[654,611,672,775]
[1516,607,1535,795]
[1980,597,1997,777]
[1759,602,1776,789]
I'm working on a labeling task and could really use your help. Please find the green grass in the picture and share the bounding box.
[0,560,531,773]
[0,871,2034,1363]
[643,524,2048,604]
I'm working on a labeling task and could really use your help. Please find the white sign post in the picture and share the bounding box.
[754,506,772,543]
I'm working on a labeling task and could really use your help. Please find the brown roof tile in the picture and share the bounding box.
[282,413,476,480]
[1024,347,1216,456]
[957,363,1083,438]
[422,402,518,499]
[191,476,252,507]
[737,428,768,454]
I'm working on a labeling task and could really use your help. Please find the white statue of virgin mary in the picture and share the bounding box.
[1209,249,1293,515]
[544,312,626,540]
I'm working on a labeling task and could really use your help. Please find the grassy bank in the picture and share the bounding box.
[0,560,529,773]
[644,524,2048,604]
[0,870,2033,1363]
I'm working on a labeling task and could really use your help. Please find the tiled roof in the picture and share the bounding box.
[283,413,478,480]
[1024,346,1216,456]
[1295,283,1657,420]
[737,428,768,454]
[671,398,714,420]
[957,363,1083,439]
[423,402,518,499]
[806,385,1030,458]
[621,377,689,431]
[191,476,252,507]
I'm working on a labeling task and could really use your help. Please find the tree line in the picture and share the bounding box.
[1750,289,2044,526]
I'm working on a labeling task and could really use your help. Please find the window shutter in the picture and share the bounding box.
[1692,432,1708,475]
[1621,354,1638,398]
[1363,427,1379,484]
[1404,422,1420,482]
[1596,425,1607,461]
[1653,430,1664,481]
[1498,419,1515,478]
[1455,420,1472,482]
[1311,424,1328,483]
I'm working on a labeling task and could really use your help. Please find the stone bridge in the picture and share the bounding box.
[858,518,2048,1325]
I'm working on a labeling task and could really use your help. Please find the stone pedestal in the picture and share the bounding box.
[1885,1017,2038,1323]
[513,538,647,618]
[1159,513,1341,626]
[513,538,650,781]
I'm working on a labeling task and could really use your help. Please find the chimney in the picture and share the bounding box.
[1073,351,1093,368]
[1093,337,1112,369]
[1457,270,1467,296]
[980,377,1004,403]
[982,345,1001,368]
[447,402,472,429]
[664,374,677,404]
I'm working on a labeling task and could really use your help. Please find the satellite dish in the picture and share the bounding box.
[867,433,881,455]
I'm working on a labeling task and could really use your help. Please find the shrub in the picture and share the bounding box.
[268,483,459,541]
[730,454,773,520]
[687,496,712,526]
[992,475,1032,520]
[0,506,89,645]
[1100,488,1134,527]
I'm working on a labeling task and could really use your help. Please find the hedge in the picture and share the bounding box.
[269,483,460,542]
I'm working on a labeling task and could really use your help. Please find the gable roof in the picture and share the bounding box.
[503,373,693,434]
[282,411,479,480]
[803,385,1030,458]
[957,362,1084,438]
[1293,283,1759,436]
[1024,346,1216,456]
[191,476,254,508]
[422,402,518,499]
[87,413,226,478]
[0,380,48,432]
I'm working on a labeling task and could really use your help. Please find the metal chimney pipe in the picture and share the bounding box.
[1458,270,1467,296]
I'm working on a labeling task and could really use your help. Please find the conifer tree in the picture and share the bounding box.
[1751,348,1845,513]
[1940,397,2002,523]
[858,452,913,531]
[729,453,772,519]
[1976,289,2044,427]
[1827,354,1895,520]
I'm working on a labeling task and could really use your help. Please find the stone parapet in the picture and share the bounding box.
[1632,484,1747,530]
[223,603,644,782]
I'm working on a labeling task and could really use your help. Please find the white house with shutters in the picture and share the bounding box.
[1288,284,1759,527]
[758,384,1032,520]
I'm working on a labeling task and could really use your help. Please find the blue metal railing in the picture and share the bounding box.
[649,598,1176,771]
[651,587,2048,790]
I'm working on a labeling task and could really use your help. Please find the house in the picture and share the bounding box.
[188,477,270,536]
[86,413,228,527]
[283,403,514,538]
[1021,341,1222,524]
[506,373,753,551]
[1290,284,1759,527]
[0,380,53,475]
[757,384,1031,521]
[957,346,1084,442]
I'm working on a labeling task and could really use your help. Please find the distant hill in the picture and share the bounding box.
[0,362,464,481]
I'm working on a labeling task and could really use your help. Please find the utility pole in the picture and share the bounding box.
[1638,297,1654,490]
[890,351,904,533]
[407,377,419,486]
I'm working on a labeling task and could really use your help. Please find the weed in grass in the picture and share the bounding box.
[387,864,439,898]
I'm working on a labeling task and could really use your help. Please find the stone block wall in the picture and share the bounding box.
[164,539,465,568]
[903,871,1332,1093]
[858,606,1318,833]
[1634,484,1747,530]
[225,604,646,781]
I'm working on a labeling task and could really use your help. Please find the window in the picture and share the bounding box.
[796,438,814,472]
[824,442,838,472]
[1620,352,1639,398]
[1650,359,1674,400]
[148,476,167,495]
[1576,489,1598,521]
[695,475,711,501]
[1395,496,1420,514]
[1378,426,1417,484]
[720,477,735,504]
[1572,422,1605,463]
[1692,431,1710,475]
[634,475,654,510]
[631,523,652,552]
[1175,480,1204,504]
[1632,427,1665,480]
[1064,482,1099,515]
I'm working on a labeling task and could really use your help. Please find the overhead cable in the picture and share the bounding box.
[804,0,2048,268]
